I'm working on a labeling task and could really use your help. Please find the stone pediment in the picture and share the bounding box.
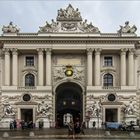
[38,4,100,33]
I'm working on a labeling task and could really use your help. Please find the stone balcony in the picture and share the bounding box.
[1,86,52,91]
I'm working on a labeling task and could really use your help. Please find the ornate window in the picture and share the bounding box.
[104,56,112,66]
[103,73,113,87]
[25,73,35,86]
[25,56,34,66]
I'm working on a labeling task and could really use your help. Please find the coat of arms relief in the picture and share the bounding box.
[52,55,85,84]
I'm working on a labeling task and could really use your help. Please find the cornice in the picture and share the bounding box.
[0,39,139,45]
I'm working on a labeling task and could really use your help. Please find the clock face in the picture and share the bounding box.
[65,69,73,77]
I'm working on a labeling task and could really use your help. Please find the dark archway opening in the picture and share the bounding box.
[55,82,83,127]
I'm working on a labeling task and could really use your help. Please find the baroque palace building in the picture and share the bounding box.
[0,4,140,128]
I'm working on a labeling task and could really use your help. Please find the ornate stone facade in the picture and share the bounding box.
[0,4,140,128]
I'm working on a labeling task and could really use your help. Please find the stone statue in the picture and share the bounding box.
[3,103,15,116]
[54,67,65,81]
[57,4,82,20]
[37,101,52,117]
[39,21,52,32]
[118,21,137,34]
[88,101,101,117]
[2,22,20,33]
[79,20,100,33]
[124,101,136,115]
[39,20,59,33]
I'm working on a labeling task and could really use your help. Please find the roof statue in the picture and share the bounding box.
[2,22,20,33]
[39,20,59,33]
[118,21,137,34]
[38,4,100,33]
[57,4,82,21]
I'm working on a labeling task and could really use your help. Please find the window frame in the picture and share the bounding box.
[103,73,113,87]
[103,56,113,67]
[25,73,35,86]
[25,55,35,67]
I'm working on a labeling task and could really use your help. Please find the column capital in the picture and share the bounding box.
[45,48,52,55]
[95,48,102,55]
[2,48,10,55]
[37,48,44,55]
[128,48,135,55]
[120,48,128,55]
[87,48,93,55]
[11,48,18,55]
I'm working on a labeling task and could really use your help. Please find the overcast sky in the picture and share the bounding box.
[0,0,140,35]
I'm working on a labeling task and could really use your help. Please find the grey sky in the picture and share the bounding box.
[0,0,140,35]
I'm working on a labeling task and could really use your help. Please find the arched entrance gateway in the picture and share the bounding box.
[55,82,83,127]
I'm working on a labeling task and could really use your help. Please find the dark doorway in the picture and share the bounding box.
[55,82,83,127]
[21,109,33,122]
[105,108,118,122]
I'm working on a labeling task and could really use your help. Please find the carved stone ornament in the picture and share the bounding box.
[79,20,100,33]
[2,22,20,33]
[3,102,15,116]
[61,23,77,31]
[118,21,137,34]
[53,65,85,83]
[57,4,82,21]
[37,101,52,117]
[123,100,136,115]
[38,4,100,33]
[38,19,59,33]
[86,101,101,118]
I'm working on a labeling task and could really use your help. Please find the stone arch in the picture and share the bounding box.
[54,80,84,127]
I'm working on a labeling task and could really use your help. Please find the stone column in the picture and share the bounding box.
[128,48,135,86]
[87,48,93,86]
[12,49,18,86]
[95,48,101,86]
[45,48,52,86]
[120,48,127,86]
[4,48,10,86]
[37,48,44,86]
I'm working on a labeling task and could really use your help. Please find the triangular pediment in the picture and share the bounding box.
[38,4,100,33]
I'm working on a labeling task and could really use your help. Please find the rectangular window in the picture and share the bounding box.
[26,56,34,66]
[104,56,112,66]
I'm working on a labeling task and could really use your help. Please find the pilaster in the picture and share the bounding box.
[45,48,52,86]
[95,48,102,86]
[37,48,44,86]
[3,48,10,86]
[128,48,135,86]
[12,48,18,86]
[120,48,127,86]
[87,48,93,86]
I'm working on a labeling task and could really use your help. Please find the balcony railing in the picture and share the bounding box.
[102,86,121,90]
[17,86,36,90]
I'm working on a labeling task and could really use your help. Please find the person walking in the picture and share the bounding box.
[80,122,85,135]
[67,121,75,139]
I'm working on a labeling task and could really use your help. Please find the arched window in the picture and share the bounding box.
[103,73,113,87]
[25,73,35,86]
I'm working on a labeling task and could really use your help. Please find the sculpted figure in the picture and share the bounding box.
[79,20,100,33]
[37,101,51,116]
[118,21,137,34]
[39,21,52,32]
[58,8,65,18]
[124,101,136,115]
[3,103,15,116]
[2,22,20,33]
[88,101,101,117]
